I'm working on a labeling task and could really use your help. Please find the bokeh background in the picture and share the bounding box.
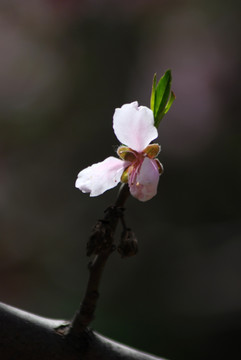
[0,0,241,359]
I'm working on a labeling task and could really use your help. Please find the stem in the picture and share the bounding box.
[67,184,129,337]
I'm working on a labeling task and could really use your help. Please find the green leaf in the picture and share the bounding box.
[155,91,176,124]
[150,70,175,127]
[164,91,176,115]
[150,73,156,112]
[154,70,172,127]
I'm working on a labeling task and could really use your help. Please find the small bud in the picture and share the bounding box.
[87,220,113,256]
[118,228,138,258]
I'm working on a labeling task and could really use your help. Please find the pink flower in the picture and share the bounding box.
[75,102,163,201]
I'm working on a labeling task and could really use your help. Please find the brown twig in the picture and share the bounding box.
[0,183,165,359]
[67,184,130,338]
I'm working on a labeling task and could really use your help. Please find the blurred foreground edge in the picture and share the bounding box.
[0,302,167,360]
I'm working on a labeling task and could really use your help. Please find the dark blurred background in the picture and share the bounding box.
[0,0,241,359]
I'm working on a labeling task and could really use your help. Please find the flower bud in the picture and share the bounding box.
[118,229,138,258]
[87,220,113,256]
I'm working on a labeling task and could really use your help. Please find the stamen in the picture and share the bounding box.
[117,146,136,162]
[143,144,160,159]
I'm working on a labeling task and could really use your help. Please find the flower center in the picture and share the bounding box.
[117,144,162,184]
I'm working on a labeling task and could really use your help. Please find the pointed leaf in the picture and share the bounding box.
[150,73,156,112]
[164,91,176,115]
[155,91,176,125]
[154,70,171,117]
[154,70,172,127]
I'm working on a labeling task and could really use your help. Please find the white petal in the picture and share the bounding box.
[113,102,158,152]
[75,157,128,197]
[129,157,160,202]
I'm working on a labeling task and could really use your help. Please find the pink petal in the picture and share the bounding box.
[113,102,158,152]
[129,157,160,202]
[75,157,128,197]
